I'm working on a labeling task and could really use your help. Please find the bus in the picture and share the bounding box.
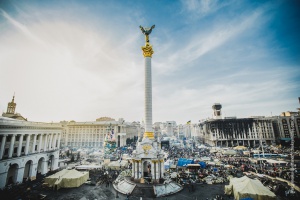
[253,153,279,158]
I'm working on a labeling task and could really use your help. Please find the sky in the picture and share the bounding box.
[0,0,299,124]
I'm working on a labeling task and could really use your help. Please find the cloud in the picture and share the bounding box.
[154,8,262,75]
[180,0,232,19]
[0,9,47,47]
[0,1,299,125]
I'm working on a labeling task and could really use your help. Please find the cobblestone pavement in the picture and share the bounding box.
[44,182,231,200]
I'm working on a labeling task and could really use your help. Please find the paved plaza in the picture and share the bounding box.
[42,182,230,200]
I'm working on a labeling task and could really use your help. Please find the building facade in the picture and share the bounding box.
[62,117,140,148]
[199,117,276,147]
[271,113,300,146]
[0,117,62,189]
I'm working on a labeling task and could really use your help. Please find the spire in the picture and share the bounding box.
[6,94,16,114]
[12,92,15,103]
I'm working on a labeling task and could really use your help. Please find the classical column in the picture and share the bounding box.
[24,134,31,155]
[57,133,61,149]
[31,134,37,153]
[37,134,43,152]
[43,134,48,151]
[155,162,159,181]
[140,26,155,140]
[135,161,138,179]
[131,160,134,179]
[8,134,16,158]
[48,134,53,150]
[17,134,24,156]
[0,135,7,160]
[151,161,155,180]
[53,134,57,150]
[139,161,143,178]
[160,159,164,178]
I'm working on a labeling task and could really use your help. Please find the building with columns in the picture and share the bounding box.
[0,116,62,189]
[61,117,140,148]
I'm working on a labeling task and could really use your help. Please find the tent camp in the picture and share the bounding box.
[225,176,276,200]
[44,169,89,190]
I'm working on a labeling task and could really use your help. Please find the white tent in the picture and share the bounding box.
[225,176,276,200]
[107,160,128,170]
[233,146,247,150]
[44,169,89,190]
[222,150,237,155]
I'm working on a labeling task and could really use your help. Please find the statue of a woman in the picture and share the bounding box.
[139,25,155,43]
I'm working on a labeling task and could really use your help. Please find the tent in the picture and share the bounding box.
[223,150,237,155]
[75,165,101,170]
[198,161,206,168]
[225,176,276,200]
[177,158,194,167]
[44,169,89,190]
[107,160,128,170]
[234,146,247,150]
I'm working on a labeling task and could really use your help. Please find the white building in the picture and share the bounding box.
[62,117,140,148]
[0,117,62,189]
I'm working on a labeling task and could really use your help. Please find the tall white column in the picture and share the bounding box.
[43,134,48,151]
[160,160,164,178]
[25,134,30,155]
[8,134,16,158]
[31,134,37,153]
[17,134,24,156]
[48,134,53,150]
[0,135,7,159]
[38,134,43,152]
[57,134,61,149]
[151,161,155,180]
[132,160,135,179]
[135,162,138,179]
[144,56,153,134]
[155,162,159,180]
[139,161,143,178]
[53,134,57,149]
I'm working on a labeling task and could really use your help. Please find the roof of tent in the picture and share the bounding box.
[44,169,89,190]
[225,176,276,200]
[177,158,194,167]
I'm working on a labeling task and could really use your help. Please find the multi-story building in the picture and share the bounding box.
[199,117,276,147]
[271,112,300,146]
[0,117,62,189]
[62,117,140,148]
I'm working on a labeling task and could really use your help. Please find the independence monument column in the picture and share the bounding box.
[140,25,155,140]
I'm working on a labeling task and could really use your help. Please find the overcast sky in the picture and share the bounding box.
[0,0,299,124]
